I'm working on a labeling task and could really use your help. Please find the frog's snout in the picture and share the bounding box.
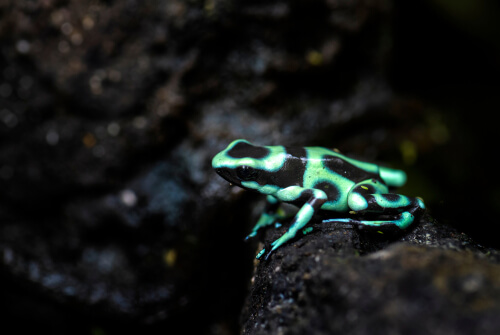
[214,167,231,181]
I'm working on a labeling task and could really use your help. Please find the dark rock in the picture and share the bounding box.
[241,215,500,335]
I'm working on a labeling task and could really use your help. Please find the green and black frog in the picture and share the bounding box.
[212,139,425,260]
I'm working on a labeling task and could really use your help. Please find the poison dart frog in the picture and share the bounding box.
[212,139,425,260]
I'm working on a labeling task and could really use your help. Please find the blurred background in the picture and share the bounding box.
[1,0,499,334]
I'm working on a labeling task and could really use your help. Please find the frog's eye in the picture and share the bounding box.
[235,166,257,181]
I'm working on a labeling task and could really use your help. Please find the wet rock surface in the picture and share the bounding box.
[241,216,500,335]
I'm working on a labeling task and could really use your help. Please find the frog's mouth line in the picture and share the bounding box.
[215,168,266,193]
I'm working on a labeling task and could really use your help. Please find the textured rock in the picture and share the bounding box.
[241,216,500,335]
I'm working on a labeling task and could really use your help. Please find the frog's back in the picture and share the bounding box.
[303,146,378,181]
[304,146,406,187]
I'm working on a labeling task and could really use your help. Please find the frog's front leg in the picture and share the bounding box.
[246,195,290,240]
[331,179,425,229]
[256,186,327,260]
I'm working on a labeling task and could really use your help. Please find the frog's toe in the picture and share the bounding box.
[244,232,257,241]
[256,243,277,260]
[264,249,274,261]
[256,248,266,259]
[262,239,285,260]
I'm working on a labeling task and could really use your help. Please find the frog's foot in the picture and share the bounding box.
[256,240,275,260]
[302,226,313,235]
[256,226,302,260]
[345,180,426,230]
[257,247,279,261]
[257,223,316,260]
[245,232,257,241]
[256,248,266,259]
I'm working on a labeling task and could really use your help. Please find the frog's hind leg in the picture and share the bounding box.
[324,211,417,229]
[329,179,425,229]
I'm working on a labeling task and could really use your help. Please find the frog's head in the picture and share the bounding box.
[212,139,285,193]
